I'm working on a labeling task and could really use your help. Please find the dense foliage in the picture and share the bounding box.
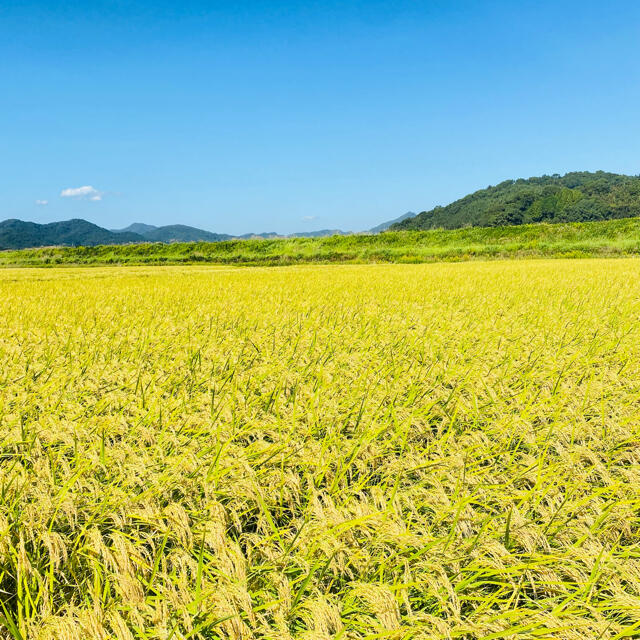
[3,217,640,266]
[392,171,640,230]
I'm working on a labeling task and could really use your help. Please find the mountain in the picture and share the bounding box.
[238,232,280,239]
[0,219,143,250]
[136,225,349,241]
[112,223,158,235]
[289,229,350,238]
[369,212,416,233]
[243,229,351,238]
[0,218,355,250]
[112,223,232,242]
[139,225,233,242]
[391,172,640,231]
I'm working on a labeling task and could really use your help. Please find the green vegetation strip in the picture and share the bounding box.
[2,217,640,267]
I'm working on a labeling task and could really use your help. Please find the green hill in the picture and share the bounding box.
[0,218,143,250]
[391,171,640,231]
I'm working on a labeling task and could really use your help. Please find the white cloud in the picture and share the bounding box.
[302,215,318,222]
[60,185,103,201]
[35,199,48,206]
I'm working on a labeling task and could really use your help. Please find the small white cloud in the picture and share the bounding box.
[60,185,103,201]
[302,215,318,222]
[35,199,48,206]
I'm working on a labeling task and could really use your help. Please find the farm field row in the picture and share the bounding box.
[0,261,639,638]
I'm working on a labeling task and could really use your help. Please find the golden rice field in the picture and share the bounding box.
[1,260,640,640]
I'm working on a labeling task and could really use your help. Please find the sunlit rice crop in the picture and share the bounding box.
[0,260,639,639]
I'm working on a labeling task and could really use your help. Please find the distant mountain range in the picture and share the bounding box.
[112,223,233,243]
[6,169,640,250]
[0,213,416,250]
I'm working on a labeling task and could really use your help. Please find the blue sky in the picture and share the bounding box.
[2,1,640,234]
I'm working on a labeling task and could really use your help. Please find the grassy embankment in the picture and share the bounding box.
[2,217,640,266]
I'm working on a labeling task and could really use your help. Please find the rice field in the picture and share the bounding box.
[0,260,639,639]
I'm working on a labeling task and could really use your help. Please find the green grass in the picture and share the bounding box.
[3,217,640,267]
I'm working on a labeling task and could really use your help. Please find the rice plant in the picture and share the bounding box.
[0,260,639,639]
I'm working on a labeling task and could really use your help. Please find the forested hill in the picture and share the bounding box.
[391,171,640,230]
[0,219,143,250]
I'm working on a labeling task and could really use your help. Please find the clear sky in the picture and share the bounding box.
[2,1,640,234]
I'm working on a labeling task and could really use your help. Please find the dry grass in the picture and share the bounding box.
[0,260,639,639]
